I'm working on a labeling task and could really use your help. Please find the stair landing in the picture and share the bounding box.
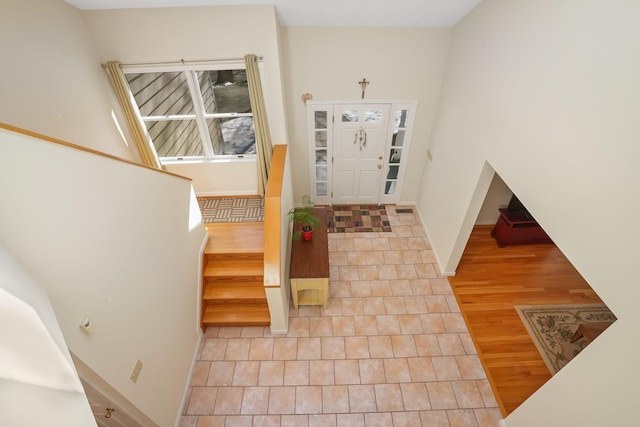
[204,222,264,255]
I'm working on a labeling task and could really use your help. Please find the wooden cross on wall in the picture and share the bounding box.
[359,78,369,99]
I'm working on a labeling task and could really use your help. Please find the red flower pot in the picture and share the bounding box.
[301,226,313,241]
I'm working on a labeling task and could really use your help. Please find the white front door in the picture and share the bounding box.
[332,104,391,204]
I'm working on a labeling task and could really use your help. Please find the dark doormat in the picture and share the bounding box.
[324,205,392,233]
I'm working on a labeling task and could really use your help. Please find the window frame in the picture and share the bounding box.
[121,61,257,164]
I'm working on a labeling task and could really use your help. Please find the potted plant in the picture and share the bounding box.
[288,195,320,241]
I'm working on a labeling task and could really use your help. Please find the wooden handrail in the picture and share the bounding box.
[263,145,286,288]
[0,123,191,181]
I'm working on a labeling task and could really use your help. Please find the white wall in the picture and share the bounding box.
[0,244,95,427]
[476,173,512,225]
[0,0,137,161]
[0,128,207,426]
[81,5,290,194]
[418,0,640,425]
[280,27,451,202]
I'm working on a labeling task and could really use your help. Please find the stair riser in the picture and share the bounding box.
[204,301,269,309]
[204,267,264,277]
[204,286,267,300]
[203,305,271,327]
[203,320,270,327]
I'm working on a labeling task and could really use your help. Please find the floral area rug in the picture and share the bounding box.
[515,303,616,374]
[325,205,392,233]
[197,197,263,223]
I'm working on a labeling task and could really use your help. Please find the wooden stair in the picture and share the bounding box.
[201,222,270,329]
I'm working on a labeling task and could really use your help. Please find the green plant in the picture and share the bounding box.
[288,195,320,240]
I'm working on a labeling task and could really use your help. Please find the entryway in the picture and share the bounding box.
[307,101,417,205]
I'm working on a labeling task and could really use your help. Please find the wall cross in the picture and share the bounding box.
[359,78,370,99]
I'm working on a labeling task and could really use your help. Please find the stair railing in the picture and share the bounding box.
[263,145,286,288]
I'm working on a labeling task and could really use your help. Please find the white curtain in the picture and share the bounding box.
[244,54,273,197]
[104,61,161,169]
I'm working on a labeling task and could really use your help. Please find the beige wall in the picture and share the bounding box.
[280,27,451,202]
[1,1,206,423]
[0,0,136,160]
[0,128,207,426]
[82,5,289,194]
[418,0,640,425]
[166,160,258,196]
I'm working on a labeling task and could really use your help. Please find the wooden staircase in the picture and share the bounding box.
[201,222,270,329]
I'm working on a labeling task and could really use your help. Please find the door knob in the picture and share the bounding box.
[378,156,383,160]
[377,164,382,169]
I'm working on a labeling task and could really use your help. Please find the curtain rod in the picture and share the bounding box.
[118,56,263,68]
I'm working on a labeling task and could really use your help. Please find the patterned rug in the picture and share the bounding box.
[197,197,264,223]
[515,303,616,374]
[325,204,392,233]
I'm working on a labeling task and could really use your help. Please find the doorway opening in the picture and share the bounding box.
[445,164,616,415]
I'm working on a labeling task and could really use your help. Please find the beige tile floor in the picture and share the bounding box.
[180,206,502,427]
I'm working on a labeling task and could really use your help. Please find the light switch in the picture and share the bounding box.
[130,360,143,383]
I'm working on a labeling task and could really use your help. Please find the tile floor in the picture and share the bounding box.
[180,206,503,427]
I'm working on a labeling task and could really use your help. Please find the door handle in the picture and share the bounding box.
[377,164,382,169]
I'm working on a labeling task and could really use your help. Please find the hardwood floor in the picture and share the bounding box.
[448,225,603,416]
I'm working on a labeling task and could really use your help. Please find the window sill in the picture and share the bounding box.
[161,155,256,166]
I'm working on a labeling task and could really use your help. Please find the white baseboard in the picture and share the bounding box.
[175,332,203,427]
[175,232,208,427]
[270,328,289,335]
[412,204,453,278]
[499,419,508,427]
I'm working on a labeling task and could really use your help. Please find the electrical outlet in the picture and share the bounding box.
[130,360,143,383]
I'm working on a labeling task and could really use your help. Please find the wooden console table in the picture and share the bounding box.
[491,208,552,247]
[289,207,329,309]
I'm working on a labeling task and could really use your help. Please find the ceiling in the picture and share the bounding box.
[65,0,482,27]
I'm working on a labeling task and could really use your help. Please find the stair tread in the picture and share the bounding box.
[205,260,264,277]
[206,252,264,262]
[204,286,267,301]
[203,306,270,327]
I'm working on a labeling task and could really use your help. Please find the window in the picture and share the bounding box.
[123,65,255,162]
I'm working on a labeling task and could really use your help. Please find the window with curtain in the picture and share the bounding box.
[123,65,256,162]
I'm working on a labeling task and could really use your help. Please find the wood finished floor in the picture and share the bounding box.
[448,225,603,416]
